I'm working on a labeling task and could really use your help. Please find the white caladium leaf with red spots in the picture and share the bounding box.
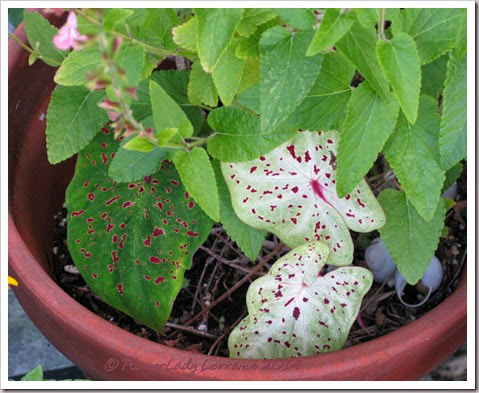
[228,241,373,359]
[66,128,213,332]
[221,130,385,265]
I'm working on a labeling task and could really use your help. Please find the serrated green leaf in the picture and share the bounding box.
[21,365,44,381]
[442,162,463,194]
[222,130,385,266]
[207,107,295,162]
[236,18,279,60]
[355,8,399,29]
[260,27,323,132]
[236,84,260,114]
[54,46,102,86]
[237,58,260,94]
[392,8,463,64]
[282,50,355,132]
[23,11,67,67]
[384,95,445,221]
[108,118,168,183]
[439,53,467,170]
[378,189,446,284]
[336,83,400,198]
[275,8,317,30]
[173,147,220,221]
[150,80,193,139]
[172,16,198,51]
[188,62,218,107]
[376,33,421,124]
[67,130,213,332]
[306,8,355,56]
[454,9,467,60]
[103,8,134,31]
[123,135,156,152]
[421,54,448,98]
[195,8,244,73]
[229,241,373,358]
[46,86,107,164]
[336,21,390,100]
[212,39,245,106]
[236,8,277,37]
[213,161,266,261]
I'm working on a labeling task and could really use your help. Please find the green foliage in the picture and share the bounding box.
[383,96,445,221]
[376,33,421,124]
[67,130,213,332]
[23,11,68,66]
[213,161,266,260]
[46,86,107,164]
[236,9,277,37]
[173,147,220,221]
[442,163,463,194]
[336,83,400,197]
[439,53,467,170]
[188,62,218,107]
[274,8,317,30]
[172,16,198,51]
[54,46,102,86]
[421,55,448,98]
[307,8,355,56]
[260,27,323,132]
[20,365,44,381]
[378,189,446,284]
[229,241,373,358]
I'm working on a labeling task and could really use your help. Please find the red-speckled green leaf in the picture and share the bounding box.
[66,129,213,332]
[221,130,385,265]
[228,241,373,358]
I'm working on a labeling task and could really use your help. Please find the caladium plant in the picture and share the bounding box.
[228,241,373,359]
[66,128,212,332]
[221,130,386,265]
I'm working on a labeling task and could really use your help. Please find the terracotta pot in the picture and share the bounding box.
[8,20,467,381]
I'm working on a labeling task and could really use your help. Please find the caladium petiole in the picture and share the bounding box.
[228,241,373,359]
[221,130,386,265]
[66,128,213,332]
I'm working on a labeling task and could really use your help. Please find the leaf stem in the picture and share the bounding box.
[8,32,63,66]
[378,9,386,40]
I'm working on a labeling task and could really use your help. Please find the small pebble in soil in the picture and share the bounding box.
[64,264,80,274]
[197,323,207,332]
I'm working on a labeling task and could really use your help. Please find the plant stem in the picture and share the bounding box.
[9,32,63,66]
[378,9,386,40]
[181,243,285,328]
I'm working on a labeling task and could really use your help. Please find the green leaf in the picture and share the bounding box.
[195,8,244,73]
[108,118,168,183]
[123,135,156,152]
[454,9,467,60]
[336,83,400,198]
[275,8,317,30]
[172,16,198,51]
[236,9,277,37]
[383,95,445,221]
[260,27,323,132]
[282,50,355,132]
[439,53,467,170]
[213,161,266,260]
[21,365,44,381]
[378,189,446,284]
[23,11,67,67]
[67,130,213,332]
[212,39,245,106]
[157,128,179,146]
[392,9,463,64]
[188,62,218,107]
[444,197,456,212]
[229,241,373,358]
[421,54,448,98]
[355,8,399,28]
[207,107,295,162]
[46,86,107,164]
[150,80,193,138]
[306,8,355,56]
[236,84,260,114]
[237,58,260,94]
[221,130,385,266]
[103,8,134,31]
[376,33,421,124]
[442,162,462,194]
[173,147,220,221]
[131,70,203,133]
[54,46,102,86]
[336,21,390,100]
[236,19,279,60]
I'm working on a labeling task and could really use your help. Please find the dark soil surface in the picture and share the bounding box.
[50,164,467,358]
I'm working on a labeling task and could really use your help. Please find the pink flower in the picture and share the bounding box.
[53,11,88,50]
[27,8,65,17]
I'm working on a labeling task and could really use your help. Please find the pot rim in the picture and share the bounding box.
[8,18,467,381]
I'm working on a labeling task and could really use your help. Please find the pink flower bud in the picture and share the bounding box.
[53,11,88,50]
[98,99,120,111]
